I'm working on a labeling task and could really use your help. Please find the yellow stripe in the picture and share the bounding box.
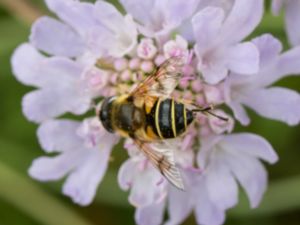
[155,99,163,138]
[183,105,187,129]
[171,100,177,137]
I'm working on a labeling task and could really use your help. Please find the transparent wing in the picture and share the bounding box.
[130,57,185,99]
[134,139,184,190]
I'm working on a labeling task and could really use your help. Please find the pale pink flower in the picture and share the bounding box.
[10,0,300,224]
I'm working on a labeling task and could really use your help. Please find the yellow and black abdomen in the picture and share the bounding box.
[145,98,194,139]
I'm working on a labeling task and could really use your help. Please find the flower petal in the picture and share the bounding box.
[200,62,228,85]
[22,88,91,123]
[227,42,259,75]
[45,0,95,35]
[11,43,45,87]
[120,154,167,208]
[84,26,115,57]
[235,45,300,89]
[37,120,82,153]
[28,150,84,181]
[205,157,238,210]
[273,46,300,81]
[209,111,234,134]
[165,170,195,225]
[129,165,166,207]
[119,0,153,26]
[11,45,83,88]
[223,152,267,208]
[271,0,284,15]
[162,0,200,28]
[195,177,226,225]
[37,57,83,87]
[285,0,300,46]
[241,87,300,126]
[251,34,282,67]
[63,143,114,206]
[220,0,264,44]
[197,136,223,168]
[30,16,84,57]
[93,1,137,57]
[121,0,199,37]
[118,159,137,191]
[94,1,129,34]
[221,133,278,164]
[227,101,250,126]
[198,0,234,14]
[135,201,165,225]
[192,7,225,54]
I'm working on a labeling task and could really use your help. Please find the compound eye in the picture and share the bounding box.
[99,97,115,133]
[99,103,108,121]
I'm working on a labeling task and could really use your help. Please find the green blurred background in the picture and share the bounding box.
[0,0,299,224]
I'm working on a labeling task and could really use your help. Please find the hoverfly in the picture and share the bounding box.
[98,57,227,190]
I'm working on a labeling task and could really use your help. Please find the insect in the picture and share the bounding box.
[98,57,227,190]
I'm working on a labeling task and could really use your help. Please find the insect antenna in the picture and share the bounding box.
[192,105,229,122]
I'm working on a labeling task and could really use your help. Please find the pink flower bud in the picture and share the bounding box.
[137,38,157,59]
[203,84,224,104]
[195,95,206,106]
[179,79,190,89]
[129,58,141,70]
[114,58,128,71]
[163,35,189,60]
[154,54,166,66]
[183,90,194,101]
[140,60,154,73]
[191,80,203,92]
[121,69,131,81]
[110,72,118,84]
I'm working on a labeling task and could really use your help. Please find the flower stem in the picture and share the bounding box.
[96,58,116,71]
[0,161,94,225]
[0,0,44,25]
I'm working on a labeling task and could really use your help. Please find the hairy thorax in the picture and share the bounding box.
[112,96,146,138]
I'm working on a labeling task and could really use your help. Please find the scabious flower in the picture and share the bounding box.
[11,0,300,225]
[272,0,300,46]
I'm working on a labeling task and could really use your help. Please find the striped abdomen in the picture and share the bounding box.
[145,98,194,139]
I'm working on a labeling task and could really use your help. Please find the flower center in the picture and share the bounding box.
[89,36,230,148]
